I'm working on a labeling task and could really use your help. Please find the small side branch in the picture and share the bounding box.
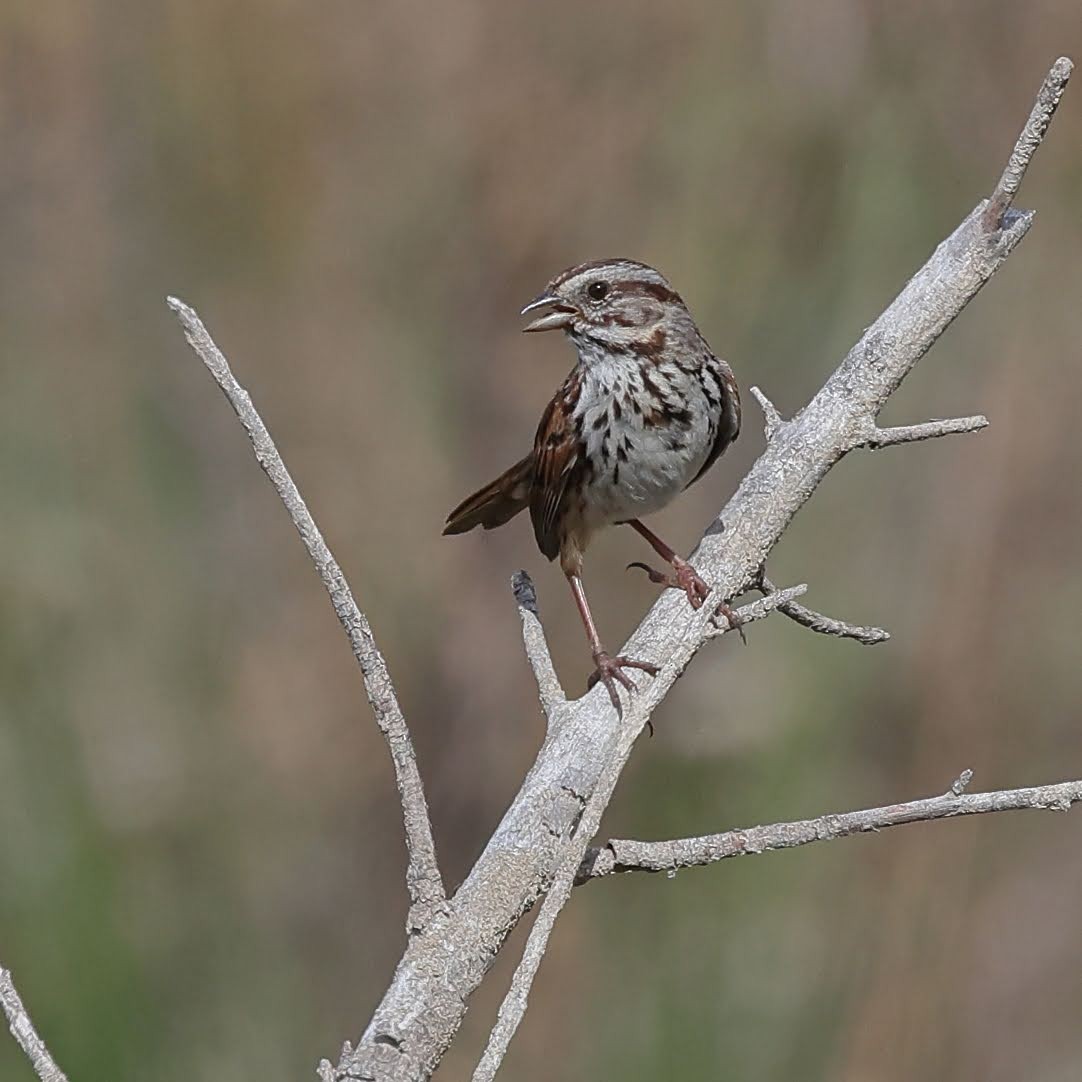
[948,768,974,796]
[706,583,807,638]
[511,571,566,717]
[750,385,784,440]
[984,56,1073,230]
[578,774,1082,881]
[757,573,889,645]
[857,415,989,450]
[1,968,68,1082]
[167,298,445,932]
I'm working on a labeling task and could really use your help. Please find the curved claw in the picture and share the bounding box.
[712,599,748,645]
[629,559,712,611]
[626,561,671,585]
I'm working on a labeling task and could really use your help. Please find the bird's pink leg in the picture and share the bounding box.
[567,572,658,710]
[626,519,744,639]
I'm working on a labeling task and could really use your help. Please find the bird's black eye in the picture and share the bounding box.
[587,280,609,301]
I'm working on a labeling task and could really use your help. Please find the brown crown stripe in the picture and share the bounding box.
[548,258,654,288]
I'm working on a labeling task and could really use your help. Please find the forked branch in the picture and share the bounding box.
[466,54,1074,1082]
[145,54,1074,1082]
[471,586,804,1082]
[0,48,1074,1082]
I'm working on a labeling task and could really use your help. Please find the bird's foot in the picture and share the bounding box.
[587,651,660,711]
[628,556,711,610]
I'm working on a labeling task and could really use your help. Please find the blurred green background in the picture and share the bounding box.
[3,3,1082,1080]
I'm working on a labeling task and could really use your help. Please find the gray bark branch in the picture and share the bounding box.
[1,968,68,1082]
[152,56,1072,1082]
[856,415,989,449]
[465,52,1073,1082]
[336,54,1068,1082]
[167,298,445,934]
[984,56,1073,229]
[757,573,890,645]
[578,774,1082,881]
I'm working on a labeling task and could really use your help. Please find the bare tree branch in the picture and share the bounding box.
[166,298,445,934]
[984,56,1074,230]
[855,415,989,450]
[757,573,890,645]
[577,774,1082,881]
[1,968,68,1082]
[324,55,1073,1082]
[511,571,566,718]
[149,56,1077,1082]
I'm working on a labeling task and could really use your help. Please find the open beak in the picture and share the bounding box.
[520,292,576,333]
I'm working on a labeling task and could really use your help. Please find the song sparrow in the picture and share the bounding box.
[444,258,741,708]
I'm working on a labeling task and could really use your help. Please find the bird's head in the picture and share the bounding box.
[520,259,691,353]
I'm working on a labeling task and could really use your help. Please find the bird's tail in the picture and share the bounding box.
[443,454,534,535]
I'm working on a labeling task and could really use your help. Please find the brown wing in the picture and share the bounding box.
[443,453,533,535]
[529,371,583,560]
[689,361,741,487]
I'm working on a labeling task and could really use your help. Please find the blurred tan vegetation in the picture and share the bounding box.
[2,3,1082,1080]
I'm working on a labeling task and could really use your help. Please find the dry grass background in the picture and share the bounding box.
[2,3,1082,1080]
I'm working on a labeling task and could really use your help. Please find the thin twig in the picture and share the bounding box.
[984,56,1073,230]
[858,415,989,450]
[948,768,974,797]
[511,571,566,717]
[749,385,783,440]
[1,968,69,1082]
[167,298,445,933]
[758,573,889,645]
[578,774,1082,881]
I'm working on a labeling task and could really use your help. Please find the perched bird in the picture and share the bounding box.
[444,259,741,707]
